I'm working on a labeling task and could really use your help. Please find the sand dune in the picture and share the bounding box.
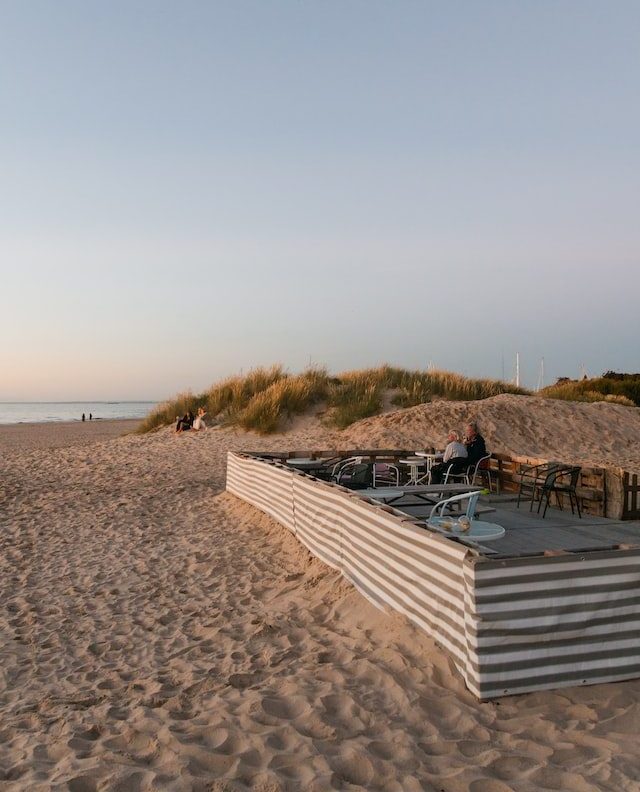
[1,398,640,790]
[341,394,640,473]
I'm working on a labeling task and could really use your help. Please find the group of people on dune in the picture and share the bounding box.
[428,421,487,484]
[175,407,207,433]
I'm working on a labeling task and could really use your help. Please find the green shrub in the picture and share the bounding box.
[540,375,640,407]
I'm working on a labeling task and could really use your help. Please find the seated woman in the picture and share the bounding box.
[175,410,194,433]
[429,430,468,484]
[192,407,207,431]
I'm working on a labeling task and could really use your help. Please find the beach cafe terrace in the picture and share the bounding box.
[226,449,640,701]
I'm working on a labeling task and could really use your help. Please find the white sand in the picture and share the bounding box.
[1,398,640,790]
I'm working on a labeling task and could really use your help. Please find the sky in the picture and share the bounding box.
[1,1,638,400]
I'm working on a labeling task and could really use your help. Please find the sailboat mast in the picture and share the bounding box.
[536,357,545,391]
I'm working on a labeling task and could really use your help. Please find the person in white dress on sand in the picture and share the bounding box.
[191,407,207,431]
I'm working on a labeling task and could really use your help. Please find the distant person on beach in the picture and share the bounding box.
[89,413,92,420]
[192,407,207,431]
[464,422,487,466]
[429,430,468,484]
[175,410,194,433]
[82,413,85,422]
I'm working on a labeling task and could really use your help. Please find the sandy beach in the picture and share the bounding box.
[0,419,141,452]
[2,398,640,791]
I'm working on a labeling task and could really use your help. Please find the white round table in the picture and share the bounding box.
[415,451,443,470]
[413,451,444,483]
[399,457,427,485]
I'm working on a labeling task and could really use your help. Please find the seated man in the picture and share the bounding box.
[429,430,468,485]
[464,421,487,466]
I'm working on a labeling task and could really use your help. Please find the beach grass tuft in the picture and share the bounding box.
[236,368,330,434]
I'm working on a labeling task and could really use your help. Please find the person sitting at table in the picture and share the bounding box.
[464,421,487,466]
[429,430,468,484]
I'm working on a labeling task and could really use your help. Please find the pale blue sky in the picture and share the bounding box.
[1,1,638,400]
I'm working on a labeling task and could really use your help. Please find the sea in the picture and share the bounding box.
[0,402,157,425]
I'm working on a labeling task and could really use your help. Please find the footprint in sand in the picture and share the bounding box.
[228,672,259,689]
[203,728,247,757]
[187,747,238,777]
[469,778,522,792]
[261,695,307,720]
[329,750,375,787]
[110,770,156,792]
[67,774,101,792]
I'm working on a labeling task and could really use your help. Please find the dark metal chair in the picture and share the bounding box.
[539,465,582,518]
[516,462,561,511]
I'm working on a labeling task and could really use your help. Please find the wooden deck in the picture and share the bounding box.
[391,494,640,559]
[471,500,640,558]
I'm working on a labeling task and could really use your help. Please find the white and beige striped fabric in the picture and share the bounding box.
[292,473,475,683]
[226,451,640,700]
[226,452,296,534]
[466,550,640,698]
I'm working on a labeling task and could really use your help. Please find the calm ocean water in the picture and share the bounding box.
[0,402,157,424]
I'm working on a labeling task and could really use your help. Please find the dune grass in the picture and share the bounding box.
[540,377,638,407]
[236,369,330,433]
[139,365,289,433]
[327,372,384,429]
[205,364,289,423]
[324,366,529,426]
[138,363,529,434]
[138,366,638,435]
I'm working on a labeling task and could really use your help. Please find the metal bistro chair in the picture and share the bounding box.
[539,465,582,519]
[429,490,482,521]
[332,459,399,490]
[468,454,496,493]
[332,457,365,487]
[331,456,363,479]
[373,462,400,488]
[516,462,561,511]
[334,461,372,490]
[443,454,495,492]
[442,462,469,485]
